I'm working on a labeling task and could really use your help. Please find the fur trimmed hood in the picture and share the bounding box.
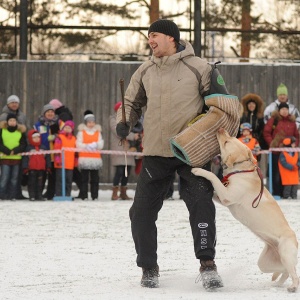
[270,110,296,123]
[241,93,264,118]
[0,120,27,133]
[77,123,101,132]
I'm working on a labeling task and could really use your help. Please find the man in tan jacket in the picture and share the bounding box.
[116,19,234,291]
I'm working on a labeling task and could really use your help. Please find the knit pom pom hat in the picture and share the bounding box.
[63,120,75,131]
[49,99,63,110]
[277,83,288,96]
[148,19,180,43]
[83,110,95,124]
[283,137,296,147]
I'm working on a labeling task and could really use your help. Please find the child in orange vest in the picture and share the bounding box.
[54,120,77,197]
[278,137,300,199]
[76,110,104,200]
[238,122,261,163]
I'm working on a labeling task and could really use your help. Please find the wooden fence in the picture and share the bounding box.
[0,61,300,183]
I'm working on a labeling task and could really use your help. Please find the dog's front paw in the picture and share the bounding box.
[191,168,206,177]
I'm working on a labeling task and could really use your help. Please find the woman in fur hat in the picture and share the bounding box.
[239,93,266,149]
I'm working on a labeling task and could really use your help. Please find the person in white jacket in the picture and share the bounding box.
[264,83,300,129]
[76,110,104,200]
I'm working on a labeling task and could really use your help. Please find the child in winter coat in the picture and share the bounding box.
[76,110,104,200]
[238,122,261,163]
[22,129,51,200]
[0,113,27,200]
[54,120,77,197]
[278,137,300,199]
[34,104,59,199]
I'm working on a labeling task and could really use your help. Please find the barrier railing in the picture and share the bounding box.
[0,148,142,201]
[1,147,298,201]
[258,148,300,200]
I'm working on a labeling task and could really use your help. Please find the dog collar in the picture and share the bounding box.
[221,169,255,185]
[221,167,264,208]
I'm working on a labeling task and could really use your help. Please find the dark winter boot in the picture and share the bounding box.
[199,260,223,290]
[111,186,119,200]
[36,172,44,200]
[91,182,99,200]
[141,265,159,288]
[120,186,132,200]
[27,171,36,200]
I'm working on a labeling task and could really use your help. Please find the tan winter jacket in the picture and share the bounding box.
[117,40,212,157]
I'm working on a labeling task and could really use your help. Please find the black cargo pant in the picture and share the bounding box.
[129,156,216,269]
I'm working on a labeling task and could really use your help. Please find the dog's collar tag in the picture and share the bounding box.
[222,180,229,187]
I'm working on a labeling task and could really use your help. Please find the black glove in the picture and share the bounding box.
[50,123,59,134]
[116,122,131,139]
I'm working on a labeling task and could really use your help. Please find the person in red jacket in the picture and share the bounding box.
[263,102,299,197]
[22,129,51,201]
[54,120,77,197]
[278,137,300,199]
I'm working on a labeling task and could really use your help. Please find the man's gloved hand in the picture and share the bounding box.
[116,122,131,139]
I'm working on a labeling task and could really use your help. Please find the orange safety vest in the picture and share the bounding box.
[79,131,101,159]
[55,134,76,170]
[238,137,258,161]
[278,152,299,185]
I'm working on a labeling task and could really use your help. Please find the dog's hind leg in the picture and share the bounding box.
[258,244,282,273]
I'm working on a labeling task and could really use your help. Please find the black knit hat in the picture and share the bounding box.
[6,113,17,122]
[148,19,180,43]
[278,102,289,110]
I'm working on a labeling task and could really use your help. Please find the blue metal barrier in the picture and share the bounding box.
[53,149,73,201]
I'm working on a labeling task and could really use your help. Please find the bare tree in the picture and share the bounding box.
[204,0,300,60]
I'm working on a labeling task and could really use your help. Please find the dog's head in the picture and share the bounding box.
[217,128,257,168]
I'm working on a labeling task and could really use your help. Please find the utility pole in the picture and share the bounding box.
[150,0,159,24]
[240,0,251,62]
[20,0,28,60]
[194,0,201,57]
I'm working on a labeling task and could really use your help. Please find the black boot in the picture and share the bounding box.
[141,265,159,288]
[199,260,223,290]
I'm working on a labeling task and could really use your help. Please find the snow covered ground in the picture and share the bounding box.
[0,189,299,300]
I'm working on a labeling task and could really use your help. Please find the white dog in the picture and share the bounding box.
[192,128,299,292]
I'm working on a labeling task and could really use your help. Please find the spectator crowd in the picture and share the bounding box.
[0,82,299,201]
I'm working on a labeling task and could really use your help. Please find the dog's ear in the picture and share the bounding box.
[248,147,257,164]
[224,154,234,168]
